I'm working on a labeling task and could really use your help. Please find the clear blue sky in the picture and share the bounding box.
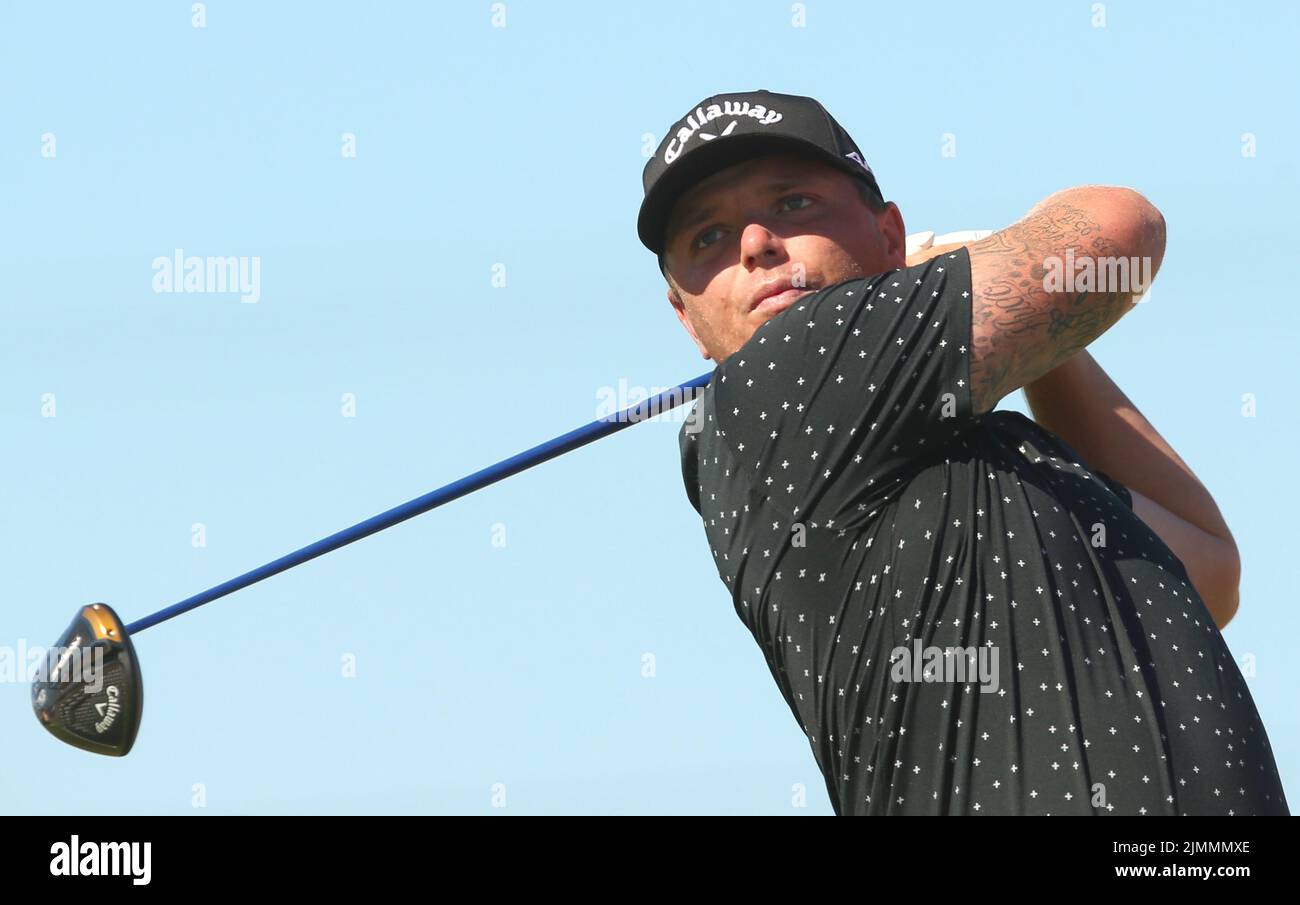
[2,0,1296,815]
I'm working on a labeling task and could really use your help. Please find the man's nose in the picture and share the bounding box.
[740,222,786,268]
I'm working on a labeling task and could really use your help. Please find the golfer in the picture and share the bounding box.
[638,89,1289,815]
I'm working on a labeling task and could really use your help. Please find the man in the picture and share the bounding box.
[638,89,1289,815]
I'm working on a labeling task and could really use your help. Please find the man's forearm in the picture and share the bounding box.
[1021,349,1233,542]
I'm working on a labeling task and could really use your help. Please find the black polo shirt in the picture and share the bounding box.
[679,247,1289,815]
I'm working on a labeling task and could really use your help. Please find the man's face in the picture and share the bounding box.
[661,152,906,361]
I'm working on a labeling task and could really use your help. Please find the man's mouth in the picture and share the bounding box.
[750,285,814,315]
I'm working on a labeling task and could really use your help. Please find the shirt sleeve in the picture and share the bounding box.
[711,247,977,528]
[678,414,704,516]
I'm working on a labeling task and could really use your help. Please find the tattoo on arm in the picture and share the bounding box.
[967,202,1135,415]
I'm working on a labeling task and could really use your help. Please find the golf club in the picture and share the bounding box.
[32,372,713,756]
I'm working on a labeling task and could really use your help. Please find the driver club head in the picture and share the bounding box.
[31,602,144,757]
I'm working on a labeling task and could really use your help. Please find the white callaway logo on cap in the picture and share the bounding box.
[844,150,874,175]
[664,100,785,165]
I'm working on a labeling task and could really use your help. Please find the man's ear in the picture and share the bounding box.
[667,287,711,360]
[880,202,907,267]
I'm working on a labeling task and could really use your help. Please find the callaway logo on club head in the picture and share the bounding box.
[663,100,784,165]
[93,685,121,734]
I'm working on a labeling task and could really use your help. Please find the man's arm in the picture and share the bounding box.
[966,186,1167,415]
[1023,350,1242,629]
[1128,488,1241,629]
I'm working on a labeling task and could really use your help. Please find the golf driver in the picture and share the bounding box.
[32,602,144,757]
[33,373,712,756]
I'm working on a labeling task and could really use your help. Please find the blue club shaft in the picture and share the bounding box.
[126,372,713,635]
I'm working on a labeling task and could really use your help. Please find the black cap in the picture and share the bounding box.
[637,89,883,255]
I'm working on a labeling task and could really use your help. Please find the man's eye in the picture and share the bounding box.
[694,227,725,250]
[692,196,815,251]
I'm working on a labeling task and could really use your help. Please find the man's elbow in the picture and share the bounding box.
[1049,185,1167,282]
[1130,190,1166,278]
[1207,546,1242,630]
[1210,586,1240,630]
[1098,186,1167,278]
